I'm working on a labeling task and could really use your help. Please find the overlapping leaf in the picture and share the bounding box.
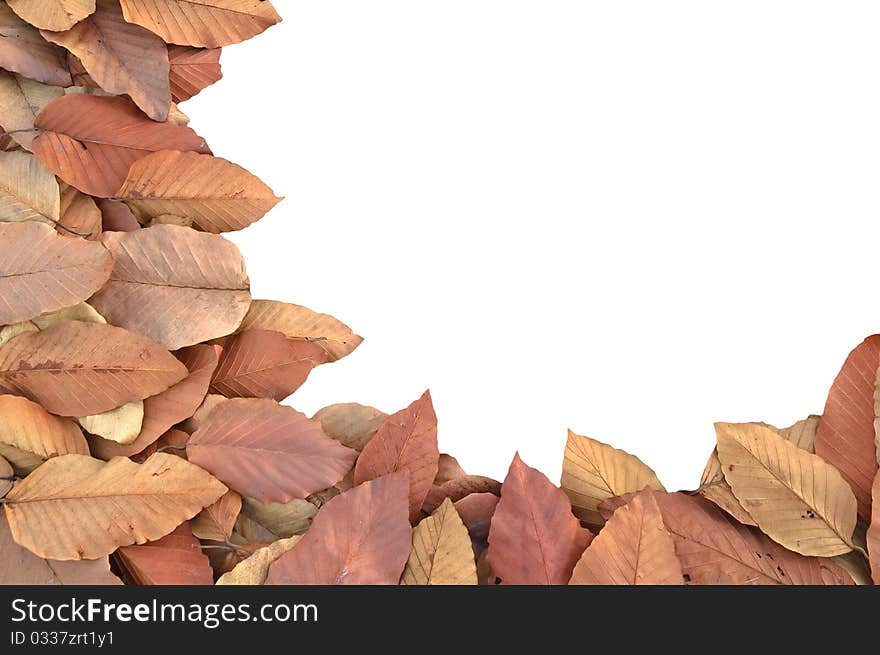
[0,150,60,225]
[0,395,88,475]
[7,0,96,31]
[115,524,213,585]
[0,71,63,150]
[168,45,221,102]
[0,3,72,86]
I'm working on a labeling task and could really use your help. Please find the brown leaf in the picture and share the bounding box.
[7,0,96,31]
[0,301,106,349]
[311,402,386,451]
[561,430,665,525]
[816,335,880,518]
[0,150,60,226]
[454,492,498,546]
[401,498,477,585]
[179,392,226,434]
[0,3,72,86]
[0,455,12,498]
[4,452,226,560]
[190,490,241,542]
[115,524,213,585]
[868,470,880,584]
[187,398,357,503]
[32,94,209,197]
[89,344,219,459]
[130,428,190,463]
[487,454,592,585]
[0,71,63,150]
[58,183,101,238]
[237,300,362,362]
[653,492,853,585]
[570,490,683,585]
[435,453,467,484]
[0,513,121,585]
[169,45,222,102]
[216,535,300,586]
[119,0,281,48]
[117,150,281,233]
[209,329,327,400]
[90,224,251,350]
[266,472,412,585]
[97,198,140,232]
[422,475,501,514]
[354,390,440,522]
[40,0,170,120]
[240,496,316,538]
[0,320,188,416]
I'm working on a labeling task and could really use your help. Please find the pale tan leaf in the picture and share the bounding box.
[868,470,880,584]
[0,513,121,585]
[401,498,477,585]
[32,94,209,198]
[118,150,281,233]
[0,4,72,86]
[0,320,188,416]
[179,393,226,434]
[0,150,60,225]
[77,401,144,445]
[237,496,315,539]
[4,452,226,560]
[216,536,300,586]
[569,490,683,585]
[780,415,820,453]
[7,0,96,31]
[237,300,362,362]
[312,402,386,451]
[0,301,105,348]
[190,490,241,542]
[716,422,857,556]
[0,395,88,475]
[0,455,12,498]
[561,430,665,525]
[119,0,281,48]
[90,224,251,350]
[41,0,170,121]
[0,71,63,150]
[58,183,101,238]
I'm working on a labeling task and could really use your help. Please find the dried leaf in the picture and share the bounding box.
[0,394,89,475]
[41,0,170,121]
[716,421,857,557]
[0,320,188,416]
[168,45,221,102]
[0,150,59,225]
[240,496,316,538]
[569,490,683,585]
[119,0,281,48]
[266,472,412,585]
[4,452,226,560]
[561,430,665,525]
[0,301,105,349]
[77,400,144,444]
[209,329,327,400]
[89,344,220,459]
[0,71,63,150]
[32,94,209,197]
[116,524,213,585]
[187,398,357,503]
[90,224,251,350]
[7,0,96,31]
[118,150,281,232]
[653,492,853,585]
[97,197,140,231]
[487,454,592,585]
[237,300,362,362]
[0,455,11,498]
[422,475,501,513]
[354,390,440,522]
[435,454,467,484]
[780,415,820,453]
[816,335,880,518]
[0,513,120,585]
[0,3,72,86]
[454,492,498,545]
[401,498,477,585]
[216,535,300,586]
[190,490,241,542]
[311,402,386,451]
[180,392,225,434]
[868,470,880,584]
[58,182,100,237]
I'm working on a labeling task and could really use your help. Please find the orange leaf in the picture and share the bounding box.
[169,45,222,103]
[115,524,213,585]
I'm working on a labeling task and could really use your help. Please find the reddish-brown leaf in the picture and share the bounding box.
[32,94,209,197]
[98,198,140,232]
[435,453,466,484]
[0,320,188,417]
[169,45,222,102]
[209,329,327,400]
[423,475,501,513]
[40,0,171,121]
[187,398,357,503]
[115,524,213,585]
[354,390,439,523]
[88,344,220,460]
[0,3,72,86]
[265,472,412,585]
[130,428,190,463]
[190,490,241,542]
[815,335,880,519]
[487,454,593,585]
[454,492,499,546]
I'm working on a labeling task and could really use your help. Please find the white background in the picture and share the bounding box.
[186,2,880,491]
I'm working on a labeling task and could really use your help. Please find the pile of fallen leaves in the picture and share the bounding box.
[1,2,879,587]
